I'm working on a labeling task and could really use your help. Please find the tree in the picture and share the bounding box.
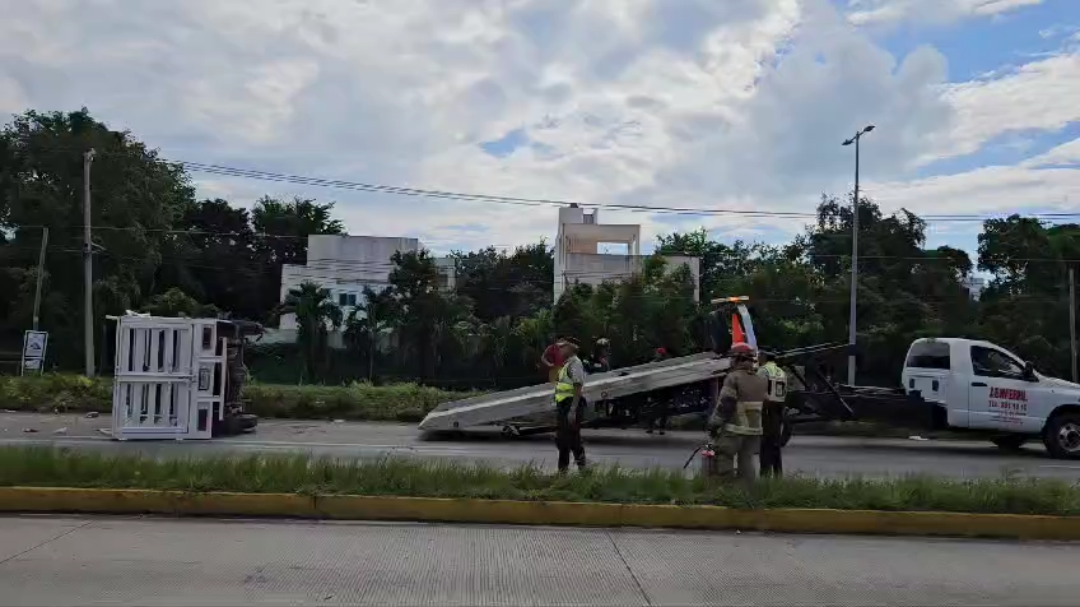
[389,250,474,382]
[155,198,263,320]
[343,285,398,381]
[451,242,553,322]
[141,288,220,318]
[0,108,194,366]
[277,282,343,383]
[251,196,345,322]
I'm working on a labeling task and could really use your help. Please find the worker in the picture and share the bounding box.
[757,350,787,477]
[646,346,671,435]
[540,335,566,384]
[553,336,587,473]
[706,342,767,483]
[589,338,612,373]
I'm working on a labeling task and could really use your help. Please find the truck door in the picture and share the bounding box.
[966,344,1033,431]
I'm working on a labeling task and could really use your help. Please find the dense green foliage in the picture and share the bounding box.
[3,448,1079,515]
[1,108,1077,389]
[0,374,470,422]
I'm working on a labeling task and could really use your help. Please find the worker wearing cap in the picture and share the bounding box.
[589,338,612,373]
[757,350,787,477]
[553,336,587,472]
[646,346,671,435]
[706,342,767,482]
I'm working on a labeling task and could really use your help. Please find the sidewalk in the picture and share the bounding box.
[2,515,1077,606]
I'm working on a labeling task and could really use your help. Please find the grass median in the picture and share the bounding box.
[1,447,1078,516]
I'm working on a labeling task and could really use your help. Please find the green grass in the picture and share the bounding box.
[2,447,1078,516]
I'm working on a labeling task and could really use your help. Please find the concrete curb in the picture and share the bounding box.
[1,487,1077,540]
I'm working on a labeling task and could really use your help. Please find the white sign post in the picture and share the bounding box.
[21,330,48,376]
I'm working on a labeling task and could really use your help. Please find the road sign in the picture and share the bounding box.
[21,330,48,376]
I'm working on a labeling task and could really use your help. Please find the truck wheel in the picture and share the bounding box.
[1043,413,1080,460]
[991,435,1027,451]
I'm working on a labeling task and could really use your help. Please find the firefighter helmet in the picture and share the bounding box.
[727,342,755,359]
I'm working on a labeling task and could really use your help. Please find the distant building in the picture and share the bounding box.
[553,204,700,303]
[962,275,986,300]
[272,235,454,345]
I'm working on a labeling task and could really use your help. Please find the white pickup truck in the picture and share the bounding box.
[901,337,1080,459]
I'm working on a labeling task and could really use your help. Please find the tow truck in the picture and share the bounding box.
[792,337,1080,459]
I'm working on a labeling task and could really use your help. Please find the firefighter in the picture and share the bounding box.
[553,336,587,473]
[757,350,787,477]
[706,342,767,483]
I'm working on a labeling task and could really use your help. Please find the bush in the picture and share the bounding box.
[2,447,1079,515]
[244,382,482,422]
[0,374,110,413]
[0,374,475,422]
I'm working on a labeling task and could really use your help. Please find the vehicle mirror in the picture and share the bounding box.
[1022,361,1037,381]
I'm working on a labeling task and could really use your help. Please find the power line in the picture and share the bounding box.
[8,141,1080,223]
[178,160,1080,223]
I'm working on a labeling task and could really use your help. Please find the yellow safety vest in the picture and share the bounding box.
[554,356,580,403]
[759,362,787,403]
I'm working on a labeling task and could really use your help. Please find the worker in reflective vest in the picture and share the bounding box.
[553,336,587,473]
[706,342,767,482]
[757,351,787,477]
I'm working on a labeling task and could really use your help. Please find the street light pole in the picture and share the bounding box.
[842,125,874,386]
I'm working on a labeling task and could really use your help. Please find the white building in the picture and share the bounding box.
[277,235,455,336]
[554,204,701,303]
[962,275,986,300]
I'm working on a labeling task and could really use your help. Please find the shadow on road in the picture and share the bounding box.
[790,437,1049,460]
[419,428,700,447]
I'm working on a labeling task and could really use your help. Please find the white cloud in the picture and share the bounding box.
[847,0,1043,26]
[0,0,1074,257]
[932,53,1080,161]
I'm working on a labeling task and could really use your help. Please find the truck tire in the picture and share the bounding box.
[1043,413,1080,460]
[991,435,1027,451]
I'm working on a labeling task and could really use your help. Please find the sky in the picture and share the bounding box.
[1,0,1079,259]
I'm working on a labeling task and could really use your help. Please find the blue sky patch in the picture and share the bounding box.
[479,127,529,158]
[876,2,1075,82]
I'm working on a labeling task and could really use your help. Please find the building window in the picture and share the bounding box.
[338,292,358,307]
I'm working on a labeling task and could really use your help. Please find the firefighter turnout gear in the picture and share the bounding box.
[758,357,787,477]
[554,342,587,472]
[705,347,767,482]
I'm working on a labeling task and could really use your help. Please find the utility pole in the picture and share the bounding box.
[82,149,96,377]
[32,227,49,331]
[1070,266,1077,383]
[842,125,875,386]
[368,308,376,382]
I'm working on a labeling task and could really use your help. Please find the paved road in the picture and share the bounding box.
[2,412,1079,479]
[2,515,1078,606]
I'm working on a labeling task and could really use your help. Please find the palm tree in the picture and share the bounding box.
[344,286,398,381]
[278,282,342,383]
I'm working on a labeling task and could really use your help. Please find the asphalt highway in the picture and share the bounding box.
[2,412,1079,479]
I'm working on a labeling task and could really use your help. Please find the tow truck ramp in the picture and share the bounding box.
[418,352,731,431]
[418,299,758,432]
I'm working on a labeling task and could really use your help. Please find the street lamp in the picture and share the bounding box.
[841,124,874,386]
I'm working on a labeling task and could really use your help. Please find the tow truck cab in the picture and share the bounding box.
[901,337,1080,459]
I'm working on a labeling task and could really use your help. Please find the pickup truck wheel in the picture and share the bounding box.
[1043,413,1080,460]
[991,435,1027,451]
